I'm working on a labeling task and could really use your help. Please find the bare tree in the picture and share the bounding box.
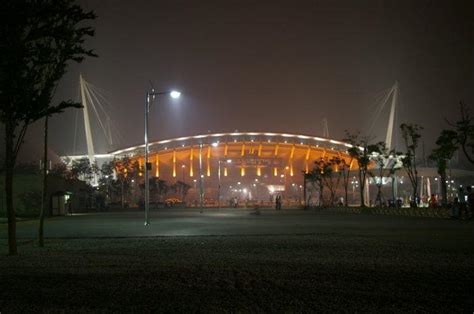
[343,131,375,207]
[322,157,343,206]
[429,130,458,206]
[447,102,474,164]
[367,142,390,207]
[400,123,423,208]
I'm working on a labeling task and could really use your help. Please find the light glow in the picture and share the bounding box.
[170,90,181,99]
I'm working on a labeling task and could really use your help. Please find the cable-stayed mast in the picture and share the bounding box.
[322,118,329,138]
[385,81,398,151]
[79,74,96,167]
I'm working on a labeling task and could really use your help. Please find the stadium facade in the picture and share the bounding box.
[108,132,355,206]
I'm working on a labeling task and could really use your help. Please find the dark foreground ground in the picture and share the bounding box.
[1,209,473,312]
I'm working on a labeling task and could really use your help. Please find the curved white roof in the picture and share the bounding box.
[109,131,355,156]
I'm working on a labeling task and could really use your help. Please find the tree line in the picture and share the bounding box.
[304,103,472,209]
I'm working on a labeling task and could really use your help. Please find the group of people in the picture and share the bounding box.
[451,186,474,219]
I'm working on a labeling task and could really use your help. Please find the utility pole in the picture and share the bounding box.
[39,116,48,247]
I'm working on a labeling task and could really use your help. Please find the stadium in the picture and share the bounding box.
[108,132,355,206]
[61,79,471,208]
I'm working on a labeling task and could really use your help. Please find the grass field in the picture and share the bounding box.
[0,210,473,312]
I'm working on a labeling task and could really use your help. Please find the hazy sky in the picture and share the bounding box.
[19,0,473,161]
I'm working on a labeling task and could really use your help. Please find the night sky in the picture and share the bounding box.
[20,0,473,162]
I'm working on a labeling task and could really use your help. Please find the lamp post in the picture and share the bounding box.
[181,164,186,201]
[284,166,289,203]
[144,89,180,226]
[217,159,232,208]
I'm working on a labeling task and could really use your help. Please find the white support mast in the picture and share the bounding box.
[385,81,398,151]
[322,118,329,138]
[79,74,97,184]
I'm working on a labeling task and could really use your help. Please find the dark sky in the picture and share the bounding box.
[20,0,473,161]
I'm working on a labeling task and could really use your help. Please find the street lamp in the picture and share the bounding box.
[181,164,186,201]
[181,164,186,182]
[218,159,232,208]
[144,89,180,226]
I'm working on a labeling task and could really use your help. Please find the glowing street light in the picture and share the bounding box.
[144,89,181,226]
[170,90,181,99]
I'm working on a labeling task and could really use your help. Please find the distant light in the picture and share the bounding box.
[170,90,181,99]
[212,142,218,147]
[243,188,247,193]
[237,182,241,185]
[226,159,232,163]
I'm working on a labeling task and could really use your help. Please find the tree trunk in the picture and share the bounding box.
[440,172,447,207]
[319,182,324,207]
[375,185,383,207]
[411,176,418,208]
[344,178,349,207]
[5,121,17,255]
[121,180,124,208]
[303,175,307,209]
[359,170,366,207]
[39,116,48,247]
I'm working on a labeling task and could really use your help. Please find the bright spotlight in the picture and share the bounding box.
[170,90,181,99]
[212,142,218,147]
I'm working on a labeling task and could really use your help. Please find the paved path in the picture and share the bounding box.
[2,208,473,241]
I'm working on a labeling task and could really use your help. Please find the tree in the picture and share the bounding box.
[429,130,458,206]
[97,161,115,204]
[337,156,353,207]
[151,178,169,202]
[70,158,97,182]
[1,0,96,254]
[322,157,343,206]
[343,131,375,207]
[400,123,423,208]
[114,157,138,207]
[444,102,474,164]
[171,181,191,202]
[49,163,71,179]
[305,160,325,207]
[367,142,390,207]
